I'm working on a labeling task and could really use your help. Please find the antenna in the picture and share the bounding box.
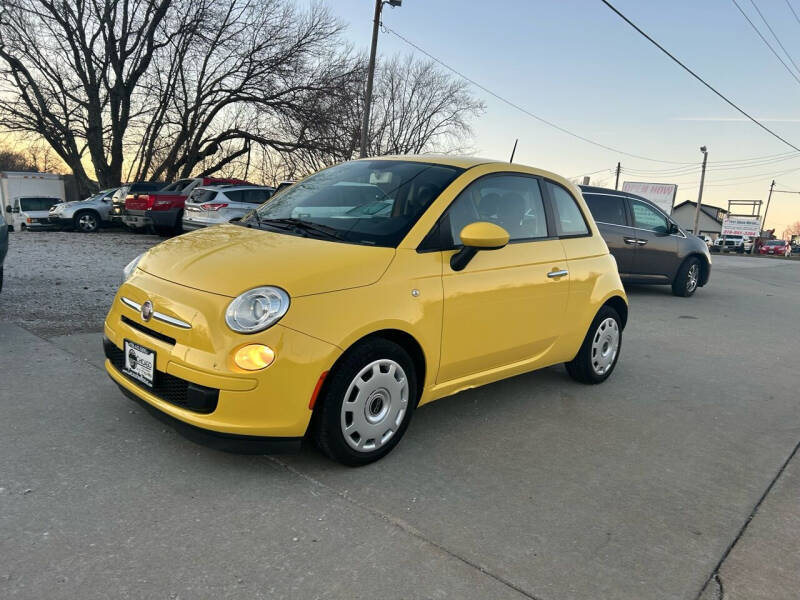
[509,139,518,163]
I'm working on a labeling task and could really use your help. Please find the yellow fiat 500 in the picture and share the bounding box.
[104,156,627,465]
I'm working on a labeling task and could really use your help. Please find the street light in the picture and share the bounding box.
[359,0,402,159]
[692,146,708,236]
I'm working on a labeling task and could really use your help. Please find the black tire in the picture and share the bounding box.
[73,210,100,233]
[173,210,184,236]
[565,305,622,385]
[314,338,417,466]
[672,256,701,297]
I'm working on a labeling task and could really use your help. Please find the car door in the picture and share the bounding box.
[581,191,634,275]
[628,198,678,280]
[437,173,569,383]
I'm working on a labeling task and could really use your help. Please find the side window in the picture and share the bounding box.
[582,193,627,226]
[444,174,548,246]
[241,189,271,204]
[630,199,668,234]
[546,182,589,236]
[224,190,244,203]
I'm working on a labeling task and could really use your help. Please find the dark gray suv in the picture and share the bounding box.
[580,185,711,297]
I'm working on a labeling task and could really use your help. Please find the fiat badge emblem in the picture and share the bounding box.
[141,300,153,322]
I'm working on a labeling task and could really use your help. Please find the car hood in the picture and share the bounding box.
[137,223,396,298]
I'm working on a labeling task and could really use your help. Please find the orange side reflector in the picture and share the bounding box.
[308,371,329,410]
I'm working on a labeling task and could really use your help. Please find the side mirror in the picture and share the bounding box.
[5,205,10,213]
[668,222,679,234]
[451,221,510,271]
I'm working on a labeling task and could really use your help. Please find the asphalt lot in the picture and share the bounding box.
[2,232,799,599]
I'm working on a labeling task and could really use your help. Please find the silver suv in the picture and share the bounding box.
[48,188,118,232]
[183,185,274,231]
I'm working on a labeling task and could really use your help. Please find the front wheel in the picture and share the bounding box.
[74,210,100,233]
[672,257,701,297]
[314,338,417,466]
[565,306,622,384]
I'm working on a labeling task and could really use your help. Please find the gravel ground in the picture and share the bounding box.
[0,228,160,337]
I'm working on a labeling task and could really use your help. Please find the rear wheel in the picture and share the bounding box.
[314,338,417,466]
[74,210,100,233]
[672,257,701,297]
[566,305,622,384]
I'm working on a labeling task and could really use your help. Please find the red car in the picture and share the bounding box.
[759,239,792,257]
[123,176,250,235]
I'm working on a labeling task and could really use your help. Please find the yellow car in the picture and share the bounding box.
[104,156,627,465]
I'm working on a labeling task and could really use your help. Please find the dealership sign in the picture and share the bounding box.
[721,216,761,237]
[621,181,678,214]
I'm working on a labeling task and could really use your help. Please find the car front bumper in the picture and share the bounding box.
[49,216,73,228]
[104,270,342,441]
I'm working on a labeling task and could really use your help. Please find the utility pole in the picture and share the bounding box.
[762,180,775,235]
[359,0,402,159]
[614,162,621,190]
[692,146,708,235]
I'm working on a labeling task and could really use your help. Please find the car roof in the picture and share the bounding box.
[365,155,579,190]
[193,184,274,191]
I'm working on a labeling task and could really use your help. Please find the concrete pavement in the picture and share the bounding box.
[2,253,799,599]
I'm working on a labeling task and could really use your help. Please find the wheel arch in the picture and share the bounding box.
[329,328,427,402]
[73,208,101,225]
[680,252,710,286]
[602,295,628,330]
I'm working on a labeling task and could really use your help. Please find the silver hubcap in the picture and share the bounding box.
[687,263,699,292]
[78,214,96,231]
[340,359,409,453]
[591,317,619,376]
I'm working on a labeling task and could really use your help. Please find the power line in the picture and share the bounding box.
[380,24,696,165]
[748,0,800,77]
[731,0,800,85]
[622,151,800,176]
[600,0,800,153]
[785,0,800,27]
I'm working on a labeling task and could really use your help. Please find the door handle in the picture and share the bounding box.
[547,269,569,278]
[623,237,637,245]
[636,239,648,246]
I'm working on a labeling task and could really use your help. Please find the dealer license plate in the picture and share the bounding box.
[123,340,156,388]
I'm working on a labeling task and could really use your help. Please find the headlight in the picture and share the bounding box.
[225,286,290,333]
[122,253,144,283]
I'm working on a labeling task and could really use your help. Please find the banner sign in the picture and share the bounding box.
[621,181,678,214]
[721,216,761,237]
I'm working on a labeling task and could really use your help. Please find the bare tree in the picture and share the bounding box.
[278,54,484,177]
[125,0,360,182]
[0,140,35,171]
[0,0,178,195]
[0,1,482,192]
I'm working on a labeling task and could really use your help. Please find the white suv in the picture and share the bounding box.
[714,235,752,253]
[182,185,274,231]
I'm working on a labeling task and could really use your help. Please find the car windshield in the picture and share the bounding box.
[766,240,783,245]
[20,197,59,211]
[243,160,463,247]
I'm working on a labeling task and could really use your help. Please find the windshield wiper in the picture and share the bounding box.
[260,218,344,241]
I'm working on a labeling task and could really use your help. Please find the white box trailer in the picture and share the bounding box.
[1,171,66,231]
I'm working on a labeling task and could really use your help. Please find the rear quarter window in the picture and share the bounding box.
[545,182,589,236]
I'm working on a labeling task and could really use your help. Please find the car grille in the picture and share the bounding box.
[121,315,177,345]
[104,339,218,414]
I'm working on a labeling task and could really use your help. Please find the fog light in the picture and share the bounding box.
[233,344,275,370]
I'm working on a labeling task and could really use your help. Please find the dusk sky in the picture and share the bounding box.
[322,0,800,233]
